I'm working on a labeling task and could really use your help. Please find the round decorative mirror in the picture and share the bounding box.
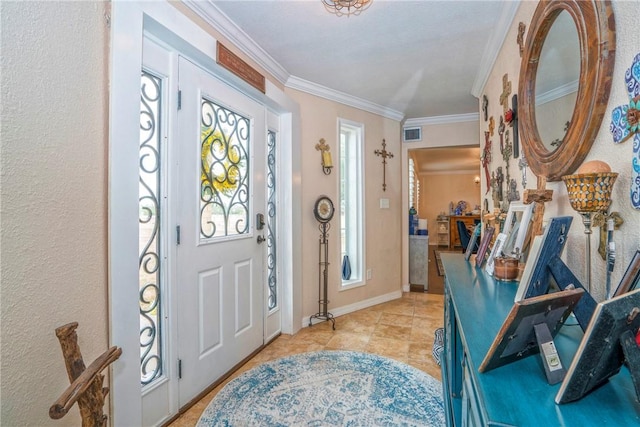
[534,10,580,152]
[519,0,616,181]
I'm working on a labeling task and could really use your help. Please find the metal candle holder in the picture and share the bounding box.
[562,172,618,293]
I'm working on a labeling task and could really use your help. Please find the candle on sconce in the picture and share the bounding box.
[315,138,333,175]
[322,151,333,168]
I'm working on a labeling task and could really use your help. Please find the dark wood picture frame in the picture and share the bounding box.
[479,287,584,373]
[613,250,640,297]
[475,226,496,268]
[556,289,640,404]
[464,223,482,261]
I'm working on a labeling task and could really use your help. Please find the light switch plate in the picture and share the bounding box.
[379,198,389,209]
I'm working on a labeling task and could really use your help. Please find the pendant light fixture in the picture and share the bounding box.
[322,0,372,17]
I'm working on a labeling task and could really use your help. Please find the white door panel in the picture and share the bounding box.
[176,57,265,405]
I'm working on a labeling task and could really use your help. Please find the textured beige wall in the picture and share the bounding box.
[285,89,402,320]
[1,2,110,425]
[419,173,481,238]
[481,1,640,302]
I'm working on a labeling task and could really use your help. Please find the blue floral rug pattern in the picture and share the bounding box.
[197,350,445,426]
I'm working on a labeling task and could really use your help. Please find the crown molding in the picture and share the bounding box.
[536,80,579,106]
[182,0,290,85]
[471,0,521,98]
[404,113,479,128]
[286,76,405,122]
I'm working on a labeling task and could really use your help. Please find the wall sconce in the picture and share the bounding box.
[315,138,333,175]
[474,176,481,185]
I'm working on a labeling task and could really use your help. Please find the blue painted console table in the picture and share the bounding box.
[441,252,640,426]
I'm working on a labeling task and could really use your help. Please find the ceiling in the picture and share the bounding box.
[188,0,516,171]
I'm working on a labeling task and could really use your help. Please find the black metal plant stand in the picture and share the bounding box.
[309,222,335,330]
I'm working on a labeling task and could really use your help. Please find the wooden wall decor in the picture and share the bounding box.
[517,22,526,56]
[217,42,266,93]
[524,176,554,237]
[519,0,616,182]
[499,74,512,114]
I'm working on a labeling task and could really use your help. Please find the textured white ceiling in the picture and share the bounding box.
[209,0,510,120]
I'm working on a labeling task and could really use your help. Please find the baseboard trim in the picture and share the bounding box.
[301,289,403,328]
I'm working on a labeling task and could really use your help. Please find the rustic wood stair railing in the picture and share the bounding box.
[49,322,122,427]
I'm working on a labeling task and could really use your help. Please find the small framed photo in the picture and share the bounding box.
[613,249,640,297]
[514,235,543,302]
[485,233,507,276]
[475,226,496,268]
[501,202,534,258]
[464,223,482,261]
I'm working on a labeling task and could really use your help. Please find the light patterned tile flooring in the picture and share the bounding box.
[168,291,444,426]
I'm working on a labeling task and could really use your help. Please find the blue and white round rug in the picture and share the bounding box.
[197,350,445,426]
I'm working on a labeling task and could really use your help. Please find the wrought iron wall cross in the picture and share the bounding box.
[374,139,394,191]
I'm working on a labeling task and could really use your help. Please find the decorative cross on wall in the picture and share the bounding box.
[518,152,528,189]
[482,95,489,122]
[498,116,505,153]
[500,74,512,114]
[517,22,526,57]
[524,176,554,237]
[481,131,492,194]
[593,212,624,260]
[502,131,514,211]
[374,139,394,191]
[506,94,519,158]
[610,52,640,209]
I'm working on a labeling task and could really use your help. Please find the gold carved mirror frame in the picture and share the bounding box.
[519,0,616,181]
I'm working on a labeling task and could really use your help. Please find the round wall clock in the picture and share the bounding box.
[314,196,335,223]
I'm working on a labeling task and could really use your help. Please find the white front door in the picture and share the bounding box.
[176,57,266,406]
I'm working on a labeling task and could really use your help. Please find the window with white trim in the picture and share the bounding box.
[339,119,364,287]
[409,158,415,212]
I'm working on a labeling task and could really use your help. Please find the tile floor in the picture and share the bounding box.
[168,291,445,426]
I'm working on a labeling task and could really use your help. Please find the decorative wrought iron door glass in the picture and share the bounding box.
[200,98,250,239]
[139,70,163,386]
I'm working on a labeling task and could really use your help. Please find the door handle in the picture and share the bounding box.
[257,235,266,244]
[256,213,265,230]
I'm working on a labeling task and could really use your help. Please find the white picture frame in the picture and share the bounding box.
[514,235,544,302]
[485,233,507,276]
[501,202,534,258]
